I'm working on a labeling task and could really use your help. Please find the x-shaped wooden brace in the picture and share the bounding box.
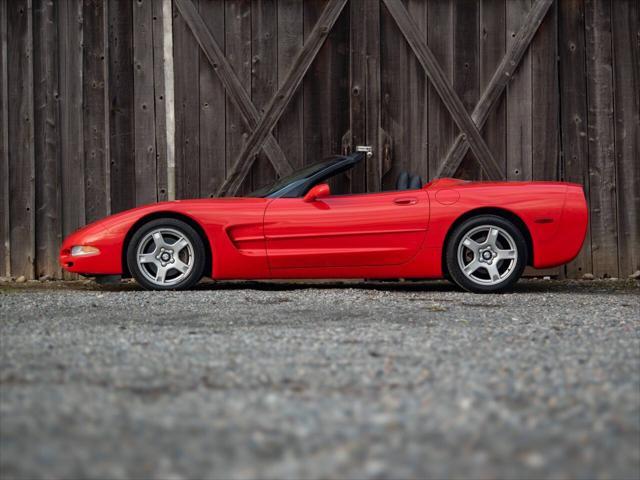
[383,0,553,180]
[175,0,348,196]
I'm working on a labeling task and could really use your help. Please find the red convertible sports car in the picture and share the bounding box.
[60,153,588,293]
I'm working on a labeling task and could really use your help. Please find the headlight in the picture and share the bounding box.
[71,246,100,257]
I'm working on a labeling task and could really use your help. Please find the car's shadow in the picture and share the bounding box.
[81,278,638,295]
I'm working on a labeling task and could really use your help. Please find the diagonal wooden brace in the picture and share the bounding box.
[218,0,349,196]
[437,0,554,178]
[383,0,503,180]
[174,0,293,183]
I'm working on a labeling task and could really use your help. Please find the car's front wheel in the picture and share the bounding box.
[127,218,206,290]
[446,215,527,293]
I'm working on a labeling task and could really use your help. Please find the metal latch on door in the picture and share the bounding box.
[355,145,373,158]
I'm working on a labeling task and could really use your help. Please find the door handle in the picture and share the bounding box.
[394,197,417,206]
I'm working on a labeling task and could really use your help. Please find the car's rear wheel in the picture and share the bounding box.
[127,218,206,290]
[446,215,527,293]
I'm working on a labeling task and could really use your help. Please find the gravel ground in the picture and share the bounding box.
[0,279,639,480]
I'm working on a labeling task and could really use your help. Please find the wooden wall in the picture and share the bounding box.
[0,0,638,280]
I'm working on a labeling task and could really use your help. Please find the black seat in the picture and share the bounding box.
[396,171,423,190]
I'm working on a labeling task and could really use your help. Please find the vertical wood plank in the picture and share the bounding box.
[364,0,381,192]
[152,0,169,202]
[173,0,200,198]
[479,0,506,179]
[198,0,225,199]
[453,0,481,180]
[506,0,532,181]
[34,0,62,278]
[559,0,592,278]
[531,1,558,181]
[380,1,407,189]
[427,0,455,178]
[349,0,367,192]
[226,0,252,195]
[612,0,640,277]
[151,0,169,201]
[251,0,277,191]
[584,0,618,278]
[162,0,176,200]
[108,0,135,213]
[303,0,349,179]
[59,0,85,245]
[133,0,157,205]
[83,0,109,223]
[7,0,35,278]
[380,0,428,189]
[277,0,304,171]
[0,0,9,277]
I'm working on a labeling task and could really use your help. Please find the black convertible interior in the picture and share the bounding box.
[249,152,425,198]
[395,171,423,190]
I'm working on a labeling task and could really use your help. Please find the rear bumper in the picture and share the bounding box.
[533,185,588,268]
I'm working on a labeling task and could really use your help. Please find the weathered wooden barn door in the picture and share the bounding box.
[173,0,352,198]
[171,0,556,196]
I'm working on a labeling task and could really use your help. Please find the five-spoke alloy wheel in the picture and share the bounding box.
[446,215,527,293]
[127,218,206,290]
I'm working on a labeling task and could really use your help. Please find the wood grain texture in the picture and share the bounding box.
[133,0,157,205]
[384,0,501,180]
[452,0,481,180]
[220,0,347,196]
[7,0,35,278]
[173,0,292,196]
[198,0,226,198]
[152,0,169,202]
[82,0,109,223]
[1,0,638,279]
[585,0,618,278]
[225,0,252,195]
[437,0,552,178]
[108,0,135,213]
[250,0,278,191]
[303,0,350,191]
[349,0,367,192]
[34,0,62,278]
[612,0,640,277]
[532,1,559,181]
[276,0,304,170]
[506,0,532,181]
[0,0,9,276]
[559,0,592,277]
[380,2,405,189]
[479,0,506,179]
[173,0,200,198]
[426,0,455,180]
[363,0,381,192]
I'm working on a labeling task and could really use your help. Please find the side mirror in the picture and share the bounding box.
[303,183,330,203]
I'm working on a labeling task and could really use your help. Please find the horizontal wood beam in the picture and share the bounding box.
[437,0,554,178]
[219,0,349,196]
[383,0,503,180]
[174,0,294,184]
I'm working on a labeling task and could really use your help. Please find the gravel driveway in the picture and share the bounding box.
[1,279,639,479]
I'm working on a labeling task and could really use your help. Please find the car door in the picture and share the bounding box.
[264,190,429,269]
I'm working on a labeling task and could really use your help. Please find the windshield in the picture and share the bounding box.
[247,157,343,197]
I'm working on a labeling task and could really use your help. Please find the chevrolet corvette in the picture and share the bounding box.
[60,153,588,293]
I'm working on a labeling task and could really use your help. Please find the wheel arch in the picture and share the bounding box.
[441,207,533,278]
[121,211,213,279]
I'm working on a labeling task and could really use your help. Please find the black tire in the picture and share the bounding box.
[446,215,527,293]
[127,218,206,290]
